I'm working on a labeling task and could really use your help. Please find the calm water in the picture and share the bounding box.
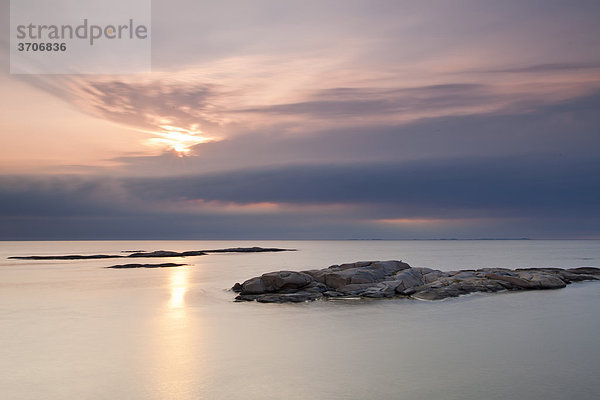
[0,240,599,400]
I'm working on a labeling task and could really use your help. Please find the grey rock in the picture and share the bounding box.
[128,250,185,258]
[423,270,445,283]
[261,271,313,291]
[239,271,313,295]
[255,292,321,303]
[336,283,377,295]
[394,268,425,293]
[303,269,327,283]
[232,261,600,303]
[361,282,398,298]
[484,273,532,289]
[370,260,411,275]
[322,290,345,297]
[240,277,267,295]
[338,261,373,270]
[231,282,243,292]
[567,267,600,275]
[324,269,359,289]
[204,247,295,253]
[558,271,599,282]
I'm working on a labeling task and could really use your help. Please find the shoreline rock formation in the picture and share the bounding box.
[9,247,295,260]
[232,260,600,303]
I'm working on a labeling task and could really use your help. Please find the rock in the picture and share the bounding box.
[107,263,186,269]
[304,269,327,283]
[240,277,268,294]
[232,282,243,292]
[128,250,184,258]
[204,247,295,253]
[233,260,600,303]
[334,283,376,295]
[181,251,208,257]
[239,271,313,295]
[324,269,360,289]
[10,254,122,260]
[309,260,409,290]
[10,247,294,260]
[558,271,599,282]
[526,272,567,289]
[361,282,398,298]
[255,292,322,303]
[394,268,425,293]
[422,270,445,283]
[510,271,567,289]
[260,271,313,291]
[484,273,532,289]
[567,267,600,275]
[337,261,373,270]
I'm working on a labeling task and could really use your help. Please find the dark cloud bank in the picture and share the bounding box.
[1,153,598,240]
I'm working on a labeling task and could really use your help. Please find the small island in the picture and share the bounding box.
[232,260,600,303]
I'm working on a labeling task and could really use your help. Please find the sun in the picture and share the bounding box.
[144,124,212,156]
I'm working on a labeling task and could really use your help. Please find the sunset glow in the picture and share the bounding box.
[145,125,213,156]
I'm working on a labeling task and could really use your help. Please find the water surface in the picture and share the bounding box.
[1,240,598,399]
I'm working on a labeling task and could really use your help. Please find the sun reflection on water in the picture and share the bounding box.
[149,264,200,398]
[168,266,189,311]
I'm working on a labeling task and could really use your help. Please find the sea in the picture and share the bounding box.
[1,240,599,400]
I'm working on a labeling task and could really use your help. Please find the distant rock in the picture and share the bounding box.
[107,263,186,269]
[232,261,600,303]
[10,247,294,260]
[128,250,203,258]
[9,254,122,260]
[204,247,295,253]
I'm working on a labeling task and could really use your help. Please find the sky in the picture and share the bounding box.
[1,0,599,239]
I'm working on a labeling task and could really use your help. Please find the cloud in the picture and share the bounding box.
[101,89,600,176]
[75,80,218,130]
[0,175,133,217]
[3,0,600,160]
[235,84,495,118]
[1,152,598,239]
[11,57,597,161]
[479,62,600,74]
[62,73,505,136]
[121,156,600,217]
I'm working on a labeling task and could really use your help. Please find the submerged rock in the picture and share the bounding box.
[232,261,600,303]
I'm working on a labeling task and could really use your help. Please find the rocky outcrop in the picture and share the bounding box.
[232,261,600,303]
[107,263,186,269]
[9,247,294,260]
